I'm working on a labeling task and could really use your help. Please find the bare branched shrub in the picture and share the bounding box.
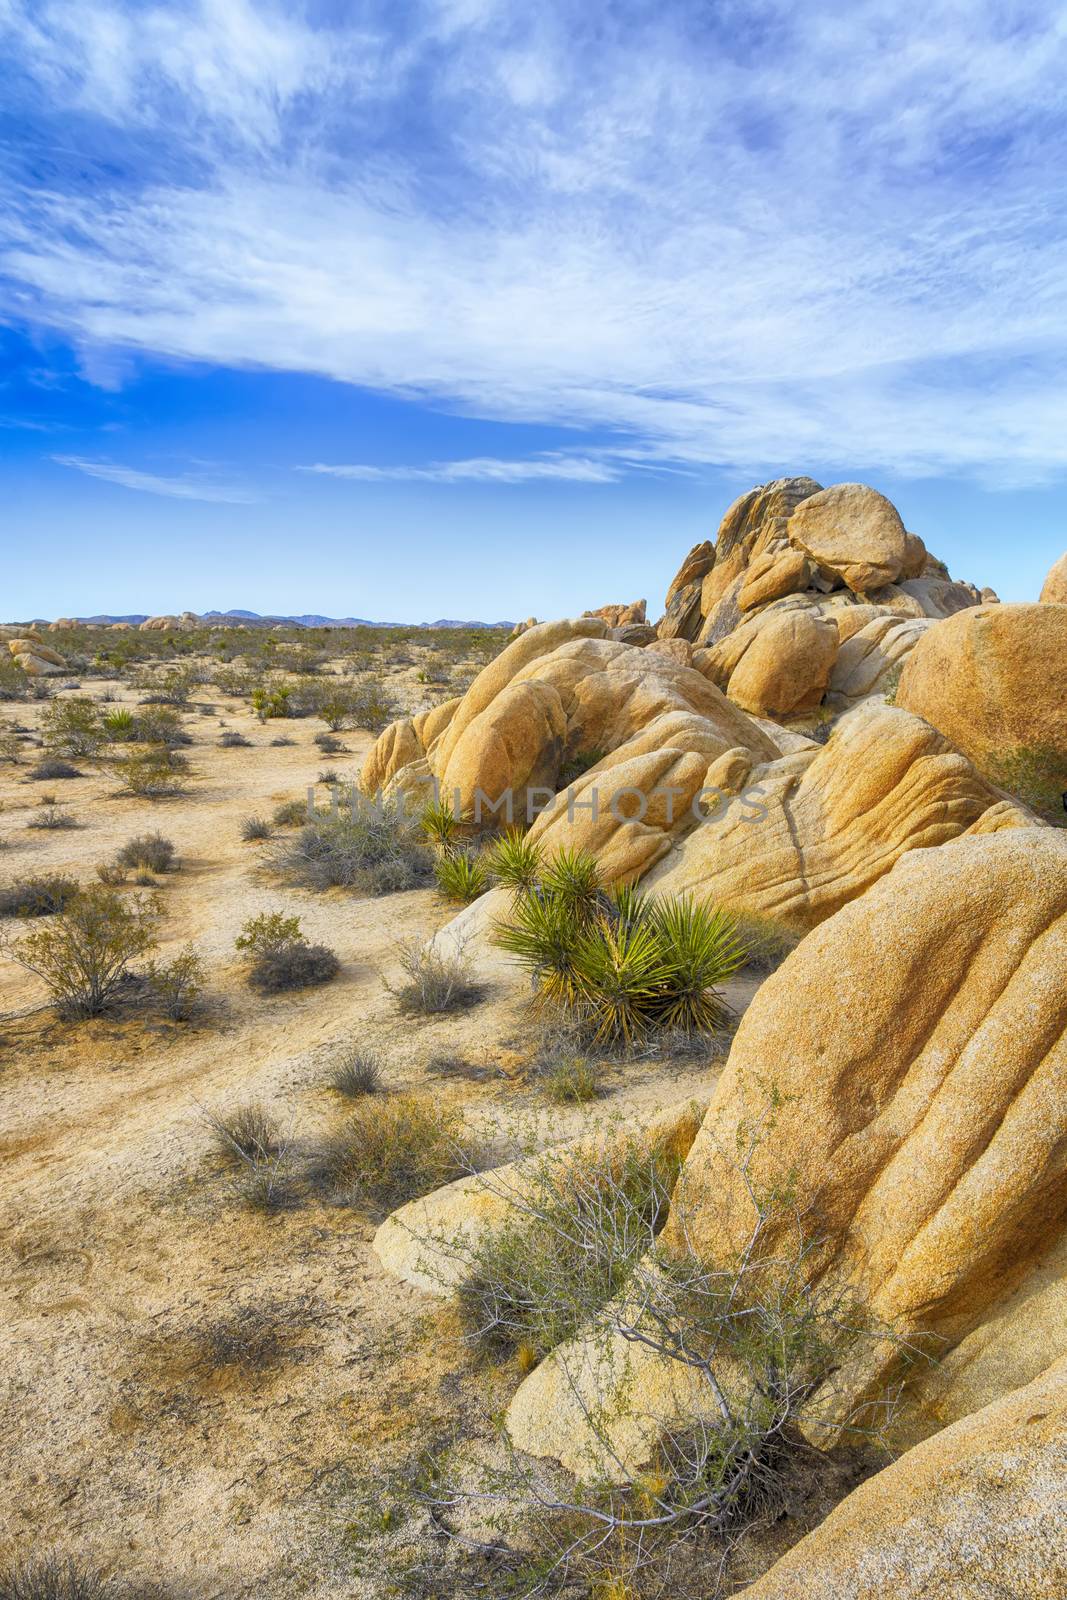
[418,1109,920,1600]
[31,758,81,780]
[27,804,78,830]
[202,1100,281,1162]
[387,937,485,1014]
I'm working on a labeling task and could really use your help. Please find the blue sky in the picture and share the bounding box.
[1,0,1066,622]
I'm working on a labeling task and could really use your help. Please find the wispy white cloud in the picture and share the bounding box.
[300,453,620,483]
[4,2,1067,483]
[52,454,258,502]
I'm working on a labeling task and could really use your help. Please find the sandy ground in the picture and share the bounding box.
[0,665,772,1598]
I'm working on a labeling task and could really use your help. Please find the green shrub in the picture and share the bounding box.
[267,805,431,894]
[144,944,205,1019]
[984,743,1066,826]
[40,696,104,758]
[483,827,544,892]
[0,875,79,918]
[3,885,159,1017]
[315,1092,473,1211]
[101,706,136,741]
[434,849,489,903]
[419,797,461,851]
[454,1136,681,1364]
[236,911,305,958]
[116,831,177,873]
[494,850,743,1043]
[539,1055,600,1103]
[112,748,190,796]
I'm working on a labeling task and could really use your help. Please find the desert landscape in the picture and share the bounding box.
[2,479,1065,1599]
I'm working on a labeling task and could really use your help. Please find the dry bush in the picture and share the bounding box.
[0,1556,111,1600]
[187,1298,313,1375]
[218,729,251,747]
[734,913,799,975]
[267,804,431,894]
[112,749,190,797]
[30,758,81,780]
[247,940,340,993]
[27,804,78,830]
[0,875,79,918]
[388,937,485,1014]
[314,1092,476,1211]
[116,831,177,874]
[203,1100,281,1163]
[240,814,272,840]
[330,1047,383,1097]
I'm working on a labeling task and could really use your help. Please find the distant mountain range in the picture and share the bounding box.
[17,609,514,630]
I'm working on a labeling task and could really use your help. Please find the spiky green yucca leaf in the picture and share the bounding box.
[483,827,544,892]
[434,849,489,904]
[648,895,743,1032]
[606,881,652,930]
[420,797,461,850]
[540,846,601,920]
[571,915,672,1043]
[492,888,584,1007]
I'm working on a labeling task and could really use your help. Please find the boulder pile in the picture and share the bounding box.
[6,632,66,676]
[366,475,1067,1595]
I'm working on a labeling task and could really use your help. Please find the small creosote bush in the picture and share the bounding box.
[236,911,305,958]
[247,940,340,993]
[2,885,159,1018]
[112,748,190,797]
[40,696,105,758]
[434,849,489,904]
[272,797,310,826]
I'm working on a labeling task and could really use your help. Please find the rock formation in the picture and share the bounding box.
[7,635,65,675]
[1040,551,1067,604]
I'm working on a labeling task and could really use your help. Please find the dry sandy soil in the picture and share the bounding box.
[0,658,806,1599]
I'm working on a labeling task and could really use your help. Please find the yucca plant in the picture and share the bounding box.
[102,706,136,740]
[434,849,489,903]
[420,797,461,851]
[483,827,544,892]
[540,846,602,919]
[494,848,741,1045]
[647,896,745,1032]
[570,916,672,1044]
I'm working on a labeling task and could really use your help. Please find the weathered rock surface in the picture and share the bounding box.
[504,828,1067,1480]
[1040,551,1067,604]
[644,701,1017,930]
[583,599,647,627]
[737,1357,1067,1600]
[786,483,911,594]
[669,827,1067,1424]
[895,603,1067,775]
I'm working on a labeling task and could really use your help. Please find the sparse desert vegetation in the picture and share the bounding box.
[1,543,1064,1600]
